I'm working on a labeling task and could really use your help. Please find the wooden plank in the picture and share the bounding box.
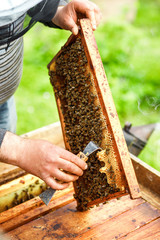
[120,217,160,240]
[0,163,25,185]
[130,154,160,209]
[0,175,43,197]
[139,184,160,210]
[0,184,73,224]
[5,195,144,239]
[0,186,74,232]
[1,193,74,233]
[130,153,160,196]
[74,202,160,240]
[0,196,44,224]
[0,174,47,213]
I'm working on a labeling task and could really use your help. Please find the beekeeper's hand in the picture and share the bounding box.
[52,0,102,35]
[0,131,87,190]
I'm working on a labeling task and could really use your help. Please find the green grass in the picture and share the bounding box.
[15,0,160,171]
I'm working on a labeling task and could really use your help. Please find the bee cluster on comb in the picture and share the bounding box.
[49,35,127,211]
[50,37,106,152]
[74,151,122,211]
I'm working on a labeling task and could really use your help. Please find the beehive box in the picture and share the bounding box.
[1,123,160,239]
[48,19,140,211]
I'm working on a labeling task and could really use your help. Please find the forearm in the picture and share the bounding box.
[42,0,69,28]
[0,131,87,190]
[0,131,25,167]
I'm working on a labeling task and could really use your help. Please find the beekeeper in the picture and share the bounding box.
[0,0,101,189]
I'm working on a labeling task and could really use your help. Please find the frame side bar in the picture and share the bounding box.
[80,18,141,199]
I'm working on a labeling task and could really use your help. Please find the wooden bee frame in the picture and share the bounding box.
[48,19,141,210]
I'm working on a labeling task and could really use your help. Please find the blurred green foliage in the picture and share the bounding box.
[15,0,160,171]
[15,28,70,133]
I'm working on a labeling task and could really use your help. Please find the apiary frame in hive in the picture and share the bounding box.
[48,18,141,201]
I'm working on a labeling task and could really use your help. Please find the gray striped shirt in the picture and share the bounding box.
[0,14,25,104]
[0,0,67,105]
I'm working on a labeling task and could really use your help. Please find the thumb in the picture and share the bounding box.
[71,24,79,35]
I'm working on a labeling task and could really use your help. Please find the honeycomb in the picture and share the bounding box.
[49,34,128,211]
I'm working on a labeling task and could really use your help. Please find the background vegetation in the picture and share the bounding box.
[15,0,160,171]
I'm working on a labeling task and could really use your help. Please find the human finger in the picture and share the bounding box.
[88,2,102,28]
[57,147,87,170]
[44,177,69,190]
[72,0,101,30]
[56,158,84,176]
[86,8,97,30]
[67,17,79,35]
[75,2,97,30]
[52,169,79,182]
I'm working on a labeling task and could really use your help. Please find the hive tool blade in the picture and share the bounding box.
[39,187,56,206]
[83,141,101,156]
[39,141,101,205]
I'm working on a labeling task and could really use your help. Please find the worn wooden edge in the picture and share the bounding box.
[1,190,74,232]
[74,202,160,240]
[79,18,141,199]
[0,174,48,213]
[130,153,160,209]
[130,153,160,194]
[139,184,160,210]
[0,184,73,225]
[87,192,128,208]
[119,217,160,240]
[0,165,25,185]
[2,192,144,234]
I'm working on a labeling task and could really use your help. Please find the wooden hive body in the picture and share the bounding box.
[0,123,160,239]
[48,19,141,210]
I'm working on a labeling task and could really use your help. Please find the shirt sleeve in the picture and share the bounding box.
[27,0,69,28]
[59,0,68,6]
[0,129,7,148]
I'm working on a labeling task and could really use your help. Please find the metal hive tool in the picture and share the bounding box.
[48,18,141,211]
